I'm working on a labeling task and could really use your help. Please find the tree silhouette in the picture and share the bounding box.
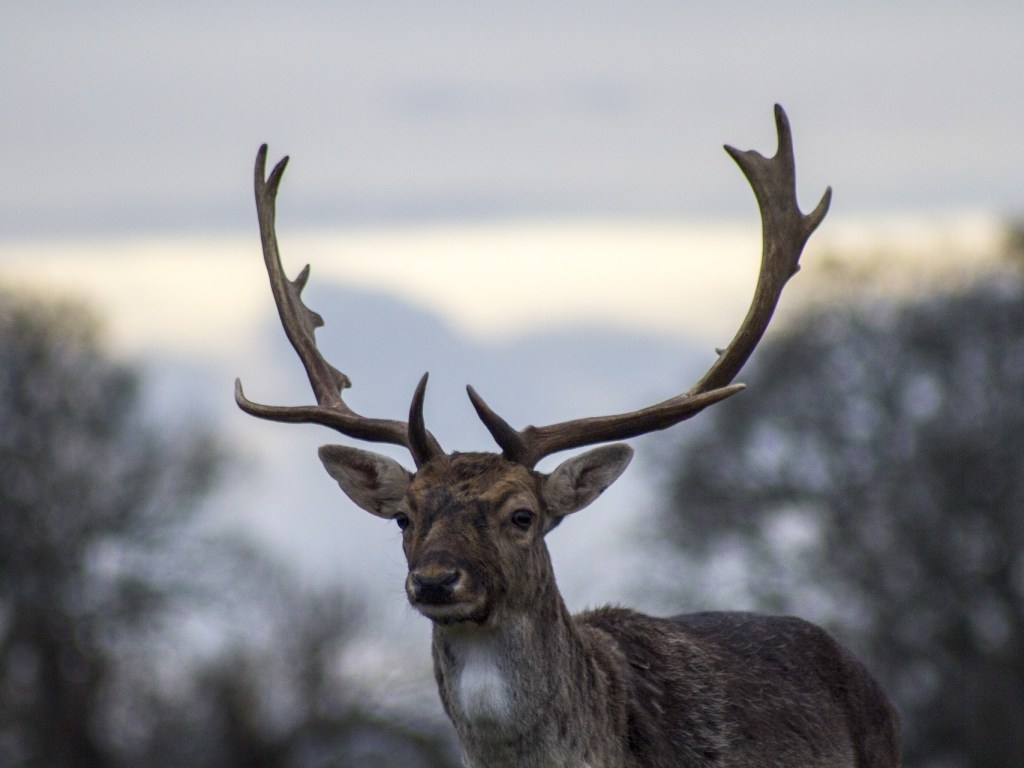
[125,553,459,768]
[661,267,1024,768]
[0,291,221,766]
[0,289,458,767]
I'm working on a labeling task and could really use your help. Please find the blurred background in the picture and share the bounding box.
[1,2,1022,766]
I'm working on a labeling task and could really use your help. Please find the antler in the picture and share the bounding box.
[468,105,831,468]
[234,145,444,466]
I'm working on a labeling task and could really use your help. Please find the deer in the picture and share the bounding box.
[235,106,901,768]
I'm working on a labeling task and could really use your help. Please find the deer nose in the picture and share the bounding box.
[410,567,461,604]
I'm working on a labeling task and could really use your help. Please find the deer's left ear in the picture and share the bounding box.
[542,444,633,519]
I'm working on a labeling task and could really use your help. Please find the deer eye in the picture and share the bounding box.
[510,508,534,530]
[394,512,411,531]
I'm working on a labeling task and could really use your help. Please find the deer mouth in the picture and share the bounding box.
[420,602,491,626]
[410,593,491,625]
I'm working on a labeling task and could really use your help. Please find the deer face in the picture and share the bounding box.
[319,445,632,625]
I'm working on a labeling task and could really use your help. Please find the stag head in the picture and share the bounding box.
[235,105,830,626]
[319,445,632,624]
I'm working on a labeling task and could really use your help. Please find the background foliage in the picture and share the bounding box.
[3,241,1022,767]
[662,264,1024,768]
[0,291,458,767]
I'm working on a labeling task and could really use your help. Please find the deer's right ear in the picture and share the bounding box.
[318,445,412,519]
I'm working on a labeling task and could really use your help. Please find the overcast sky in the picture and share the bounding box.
[3,1,1022,238]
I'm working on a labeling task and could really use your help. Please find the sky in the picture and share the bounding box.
[2,2,1022,239]
[2,2,1019,342]
[1,1,1021,695]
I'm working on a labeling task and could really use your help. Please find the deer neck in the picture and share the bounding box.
[430,582,623,767]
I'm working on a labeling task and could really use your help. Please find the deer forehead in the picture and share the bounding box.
[407,453,541,514]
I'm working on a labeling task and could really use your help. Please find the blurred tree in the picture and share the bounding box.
[1003,217,1024,267]
[661,269,1024,768]
[0,290,458,767]
[124,554,459,768]
[0,290,221,767]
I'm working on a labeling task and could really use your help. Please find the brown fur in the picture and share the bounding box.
[332,452,900,768]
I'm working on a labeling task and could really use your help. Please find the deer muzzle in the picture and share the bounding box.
[406,557,491,624]
[410,566,461,604]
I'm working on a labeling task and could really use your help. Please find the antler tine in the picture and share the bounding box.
[469,383,744,468]
[693,104,831,393]
[235,144,444,464]
[409,373,445,466]
[468,105,829,469]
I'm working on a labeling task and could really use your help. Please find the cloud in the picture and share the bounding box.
[3,2,1023,237]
